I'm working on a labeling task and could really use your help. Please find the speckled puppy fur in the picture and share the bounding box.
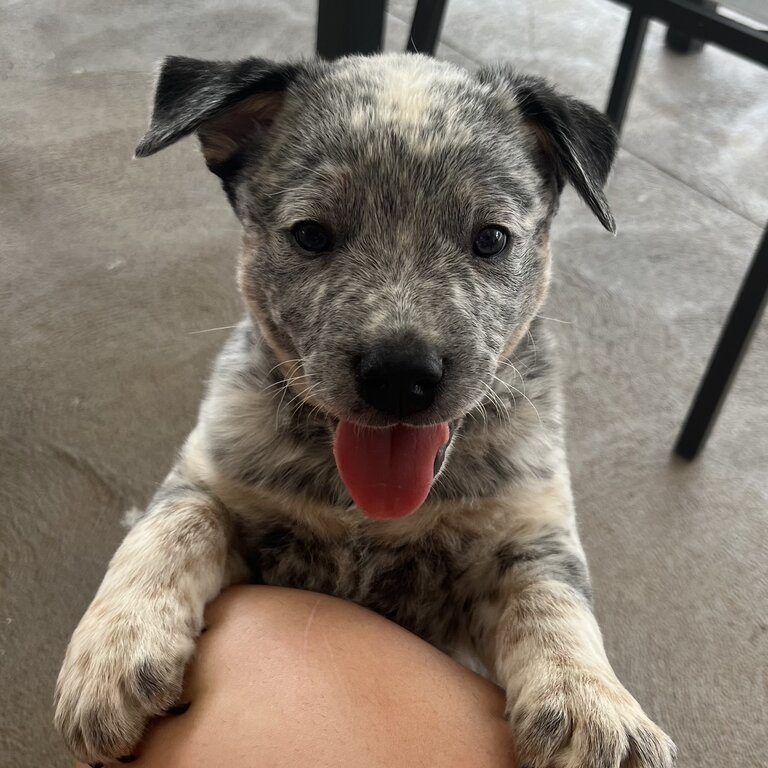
[55,53,675,767]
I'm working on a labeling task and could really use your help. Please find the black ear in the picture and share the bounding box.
[135,56,304,176]
[480,69,618,233]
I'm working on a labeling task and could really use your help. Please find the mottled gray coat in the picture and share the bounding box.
[54,53,675,768]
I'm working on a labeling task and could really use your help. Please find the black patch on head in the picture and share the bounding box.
[478,67,618,233]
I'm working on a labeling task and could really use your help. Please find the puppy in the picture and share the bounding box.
[54,53,675,767]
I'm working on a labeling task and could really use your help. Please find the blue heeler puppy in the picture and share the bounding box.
[54,53,676,768]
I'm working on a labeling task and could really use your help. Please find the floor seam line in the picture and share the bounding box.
[616,148,764,229]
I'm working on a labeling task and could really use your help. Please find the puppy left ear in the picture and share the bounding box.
[479,68,618,233]
[135,56,304,177]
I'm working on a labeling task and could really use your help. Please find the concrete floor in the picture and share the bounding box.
[0,1,766,766]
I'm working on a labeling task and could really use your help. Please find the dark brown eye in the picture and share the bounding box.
[291,221,332,254]
[472,226,508,257]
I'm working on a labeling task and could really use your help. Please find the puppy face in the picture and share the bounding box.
[137,54,616,429]
[242,56,562,429]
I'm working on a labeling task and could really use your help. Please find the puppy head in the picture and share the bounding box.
[137,54,616,515]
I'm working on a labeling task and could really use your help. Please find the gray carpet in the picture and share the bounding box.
[1,1,766,766]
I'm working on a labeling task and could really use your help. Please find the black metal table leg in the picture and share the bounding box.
[602,1,768,458]
[665,0,717,53]
[675,226,768,459]
[407,0,448,55]
[317,0,387,59]
[606,8,650,133]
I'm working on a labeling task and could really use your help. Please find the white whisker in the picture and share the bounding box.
[484,380,513,424]
[187,324,238,335]
[492,373,542,427]
[510,351,532,373]
[496,358,527,392]
[534,313,573,325]
[526,328,538,366]
[265,373,313,397]
[266,358,304,377]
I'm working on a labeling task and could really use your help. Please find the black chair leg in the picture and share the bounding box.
[407,0,448,55]
[675,226,768,459]
[665,0,717,53]
[606,8,649,133]
[316,0,387,59]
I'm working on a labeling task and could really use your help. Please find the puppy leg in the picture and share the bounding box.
[468,489,676,767]
[496,580,675,768]
[54,481,245,765]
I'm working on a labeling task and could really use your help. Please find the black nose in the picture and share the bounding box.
[356,343,444,418]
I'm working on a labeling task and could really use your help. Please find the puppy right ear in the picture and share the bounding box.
[478,67,618,233]
[135,56,304,177]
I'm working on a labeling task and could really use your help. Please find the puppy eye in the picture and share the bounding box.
[291,221,333,254]
[472,226,509,257]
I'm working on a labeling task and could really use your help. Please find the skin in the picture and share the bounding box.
[77,586,515,768]
[56,53,675,768]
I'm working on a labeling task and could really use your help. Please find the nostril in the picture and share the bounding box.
[418,357,444,386]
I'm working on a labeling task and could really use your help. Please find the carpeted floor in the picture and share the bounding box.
[1,1,766,766]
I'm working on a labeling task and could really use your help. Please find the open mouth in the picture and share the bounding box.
[333,420,458,520]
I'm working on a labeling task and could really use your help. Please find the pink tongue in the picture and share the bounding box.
[334,422,450,519]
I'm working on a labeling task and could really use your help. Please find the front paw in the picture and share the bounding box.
[510,670,676,768]
[54,597,196,764]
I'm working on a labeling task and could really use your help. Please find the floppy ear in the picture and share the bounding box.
[135,56,303,178]
[479,68,618,233]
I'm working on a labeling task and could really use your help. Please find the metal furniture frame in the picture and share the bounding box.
[317,0,448,57]
[606,0,767,458]
[315,0,768,459]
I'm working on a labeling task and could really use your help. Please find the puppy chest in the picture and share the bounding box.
[248,525,465,644]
